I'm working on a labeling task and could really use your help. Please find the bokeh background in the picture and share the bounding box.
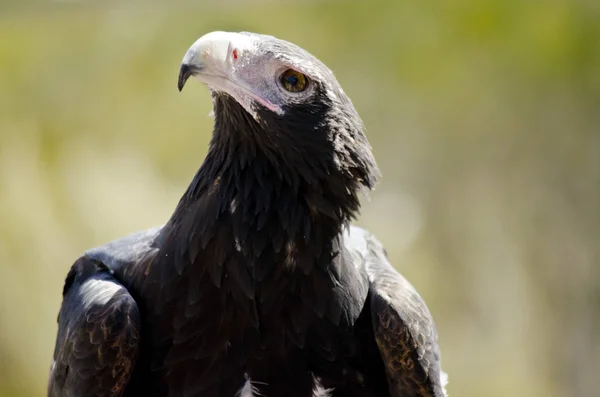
[1,1,599,396]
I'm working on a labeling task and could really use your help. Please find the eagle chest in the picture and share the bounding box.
[157,242,336,355]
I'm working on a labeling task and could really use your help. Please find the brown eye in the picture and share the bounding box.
[280,69,308,93]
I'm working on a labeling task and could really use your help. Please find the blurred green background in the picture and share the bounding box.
[1,1,599,396]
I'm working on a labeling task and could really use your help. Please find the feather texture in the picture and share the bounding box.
[48,31,444,397]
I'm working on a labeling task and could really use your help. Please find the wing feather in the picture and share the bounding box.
[48,257,141,397]
[346,226,447,397]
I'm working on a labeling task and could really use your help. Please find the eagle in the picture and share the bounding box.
[48,31,447,397]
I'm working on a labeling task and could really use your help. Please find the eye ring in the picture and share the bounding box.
[280,69,309,93]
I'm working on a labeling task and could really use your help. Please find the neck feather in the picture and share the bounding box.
[165,96,362,275]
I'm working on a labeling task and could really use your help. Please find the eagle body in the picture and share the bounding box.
[48,32,446,397]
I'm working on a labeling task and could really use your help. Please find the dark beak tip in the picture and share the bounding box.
[178,64,192,92]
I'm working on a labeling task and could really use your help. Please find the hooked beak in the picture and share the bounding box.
[177,31,282,116]
[177,31,241,92]
[177,63,197,92]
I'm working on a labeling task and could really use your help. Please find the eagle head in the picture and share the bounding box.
[178,31,380,223]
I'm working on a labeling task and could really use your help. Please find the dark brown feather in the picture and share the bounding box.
[48,32,447,397]
[48,258,140,397]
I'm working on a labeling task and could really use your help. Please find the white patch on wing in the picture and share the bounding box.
[441,370,449,396]
[80,278,121,309]
[343,225,369,258]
